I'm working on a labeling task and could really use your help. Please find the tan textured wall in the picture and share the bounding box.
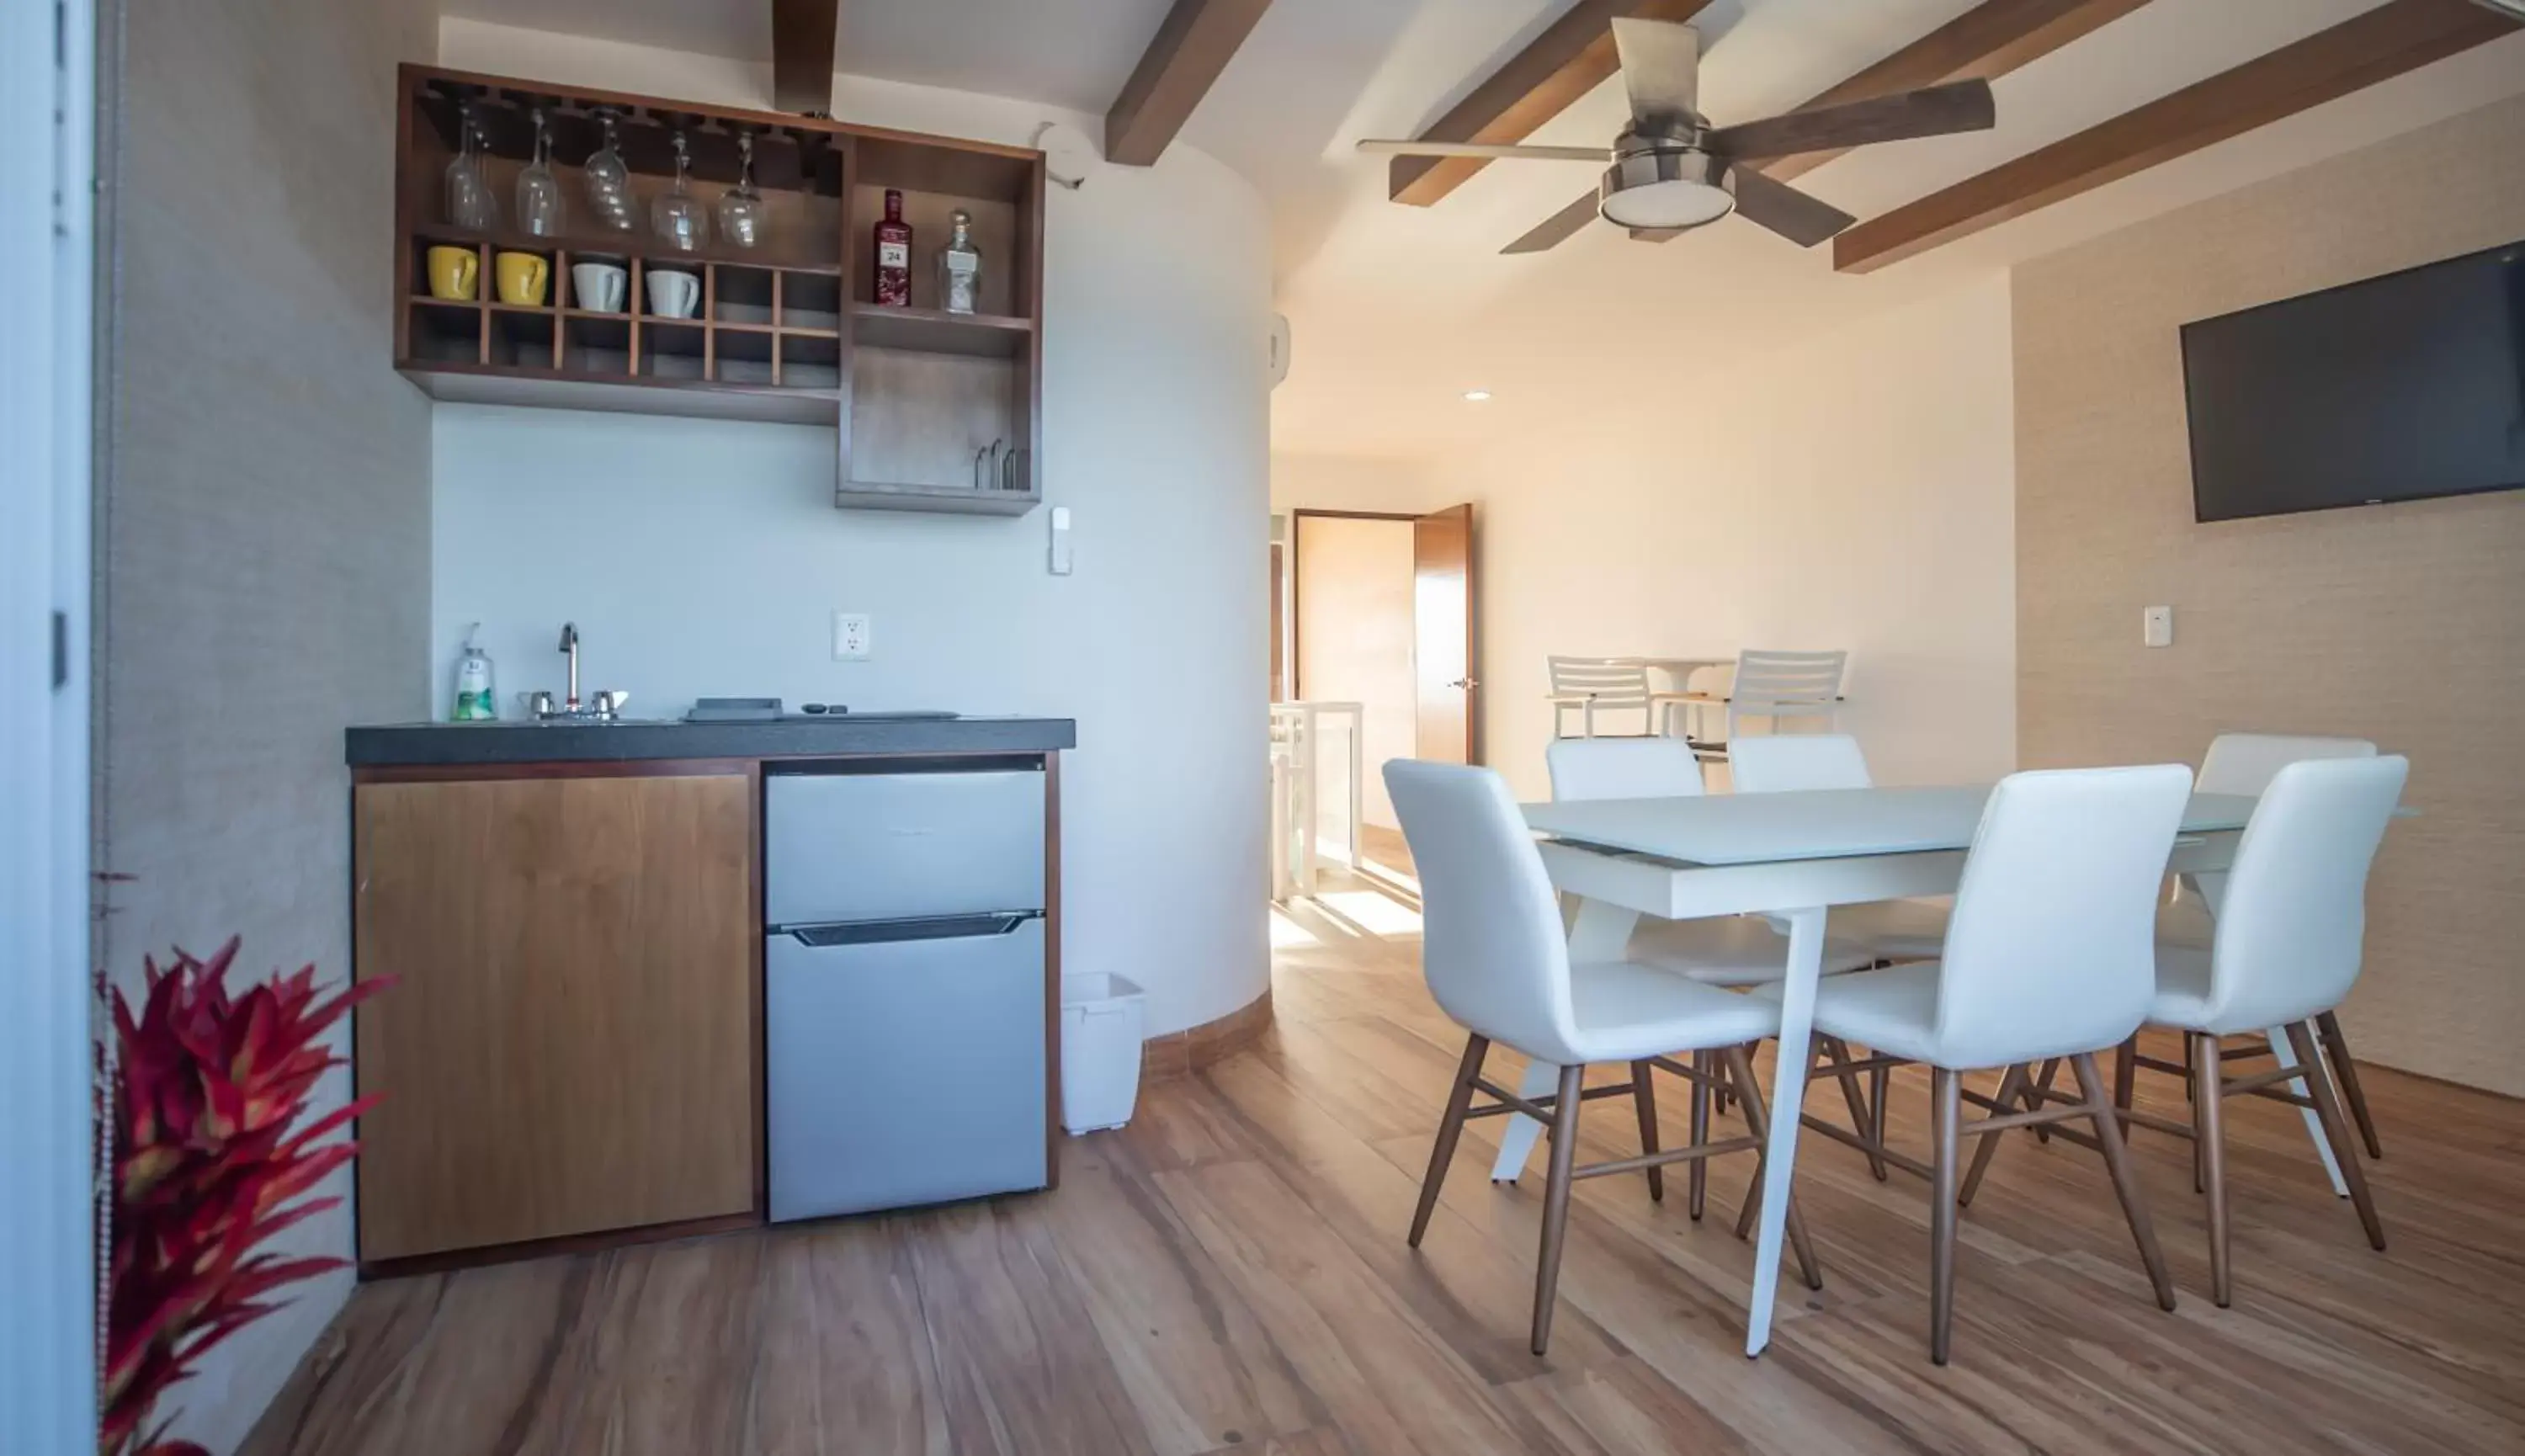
[98,0,436,1448]
[2015,95,2525,1096]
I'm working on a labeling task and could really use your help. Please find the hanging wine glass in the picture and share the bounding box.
[515,106,566,238]
[444,107,497,231]
[716,132,766,250]
[651,130,707,252]
[584,109,636,232]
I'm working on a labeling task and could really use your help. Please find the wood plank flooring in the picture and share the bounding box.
[242,845,2525,1455]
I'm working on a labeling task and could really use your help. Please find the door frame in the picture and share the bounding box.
[1285,507,1421,702]
[2,0,99,1448]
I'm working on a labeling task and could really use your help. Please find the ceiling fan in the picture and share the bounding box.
[1356,19,1996,252]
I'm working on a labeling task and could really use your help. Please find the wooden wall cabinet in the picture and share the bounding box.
[395,64,1045,516]
[351,768,758,1265]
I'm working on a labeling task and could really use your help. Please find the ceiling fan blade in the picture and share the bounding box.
[1705,79,1994,162]
[1727,167,1856,248]
[1355,139,1606,162]
[1610,18,1701,128]
[1501,192,1598,255]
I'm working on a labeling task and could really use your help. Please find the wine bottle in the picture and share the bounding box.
[873,189,912,307]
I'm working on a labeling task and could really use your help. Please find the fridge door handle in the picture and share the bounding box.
[783,911,1039,949]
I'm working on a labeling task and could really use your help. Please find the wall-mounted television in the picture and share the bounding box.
[2179,238,2525,523]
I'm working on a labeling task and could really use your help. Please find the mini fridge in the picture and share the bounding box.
[763,762,1048,1221]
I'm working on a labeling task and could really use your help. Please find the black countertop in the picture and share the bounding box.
[347,715,1077,767]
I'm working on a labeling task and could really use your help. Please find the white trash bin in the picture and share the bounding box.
[1060,972,1146,1134]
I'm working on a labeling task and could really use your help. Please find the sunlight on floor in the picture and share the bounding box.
[1268,908,1320,949]
[1317,890,1422,938]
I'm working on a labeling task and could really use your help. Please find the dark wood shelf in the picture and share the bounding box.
[834,479,1042,516]
[851,303,1033,359]
[397,62,1045,516]
[403,364,840,424]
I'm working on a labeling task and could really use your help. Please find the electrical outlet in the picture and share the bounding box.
[832,611,872,661]
[2143,605,2173,649]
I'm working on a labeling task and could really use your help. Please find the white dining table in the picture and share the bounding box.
[1490,784,2364,1357]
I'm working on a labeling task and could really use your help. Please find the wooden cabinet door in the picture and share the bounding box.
[353,771,757,1262]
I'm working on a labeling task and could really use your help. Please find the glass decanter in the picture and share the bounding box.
[584,110,635,232]
[515,107,566,238]
[444,109,497,231]
[716,133,766,250]
[651,130,707,252]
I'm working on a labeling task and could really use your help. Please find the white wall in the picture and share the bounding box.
[433,22,1273,1037]
[1430,274,2019,798]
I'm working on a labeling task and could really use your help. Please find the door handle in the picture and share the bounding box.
[1449,678,1479,690]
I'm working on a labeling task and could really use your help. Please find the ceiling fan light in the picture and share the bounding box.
[1598,147,1736,231]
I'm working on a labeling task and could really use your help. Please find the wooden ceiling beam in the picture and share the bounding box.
[771,0,840,114]
[1832,0,2520,274]
[1390,0,1714,208]
[1758,0,2155,184]
[1104,0,1275,167]
[1514,0,2159,252]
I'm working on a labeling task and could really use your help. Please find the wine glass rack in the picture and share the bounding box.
[395,64,1046,516]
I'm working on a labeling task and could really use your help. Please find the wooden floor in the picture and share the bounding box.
[243,850,2525,1455]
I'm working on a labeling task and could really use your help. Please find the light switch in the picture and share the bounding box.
[1048,505,1073,576]
[2143,605,2173,649]
[832,611,872,661]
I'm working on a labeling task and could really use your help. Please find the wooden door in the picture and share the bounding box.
[353,770,757,1262]
[1412,503,1478,764]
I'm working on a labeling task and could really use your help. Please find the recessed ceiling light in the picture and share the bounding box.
[1462,389,1492,402]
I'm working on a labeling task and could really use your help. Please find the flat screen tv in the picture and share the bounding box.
[2179,238,2525,523]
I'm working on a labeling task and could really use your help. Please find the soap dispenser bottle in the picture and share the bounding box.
[453,625,497,721]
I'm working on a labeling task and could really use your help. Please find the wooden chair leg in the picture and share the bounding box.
[1956,1064,2028,1208]
[2285,1021,2386,1251]
[2028,1058,2061,1144]
[2072,1052,2177,1312]
[1688,1048,1711,1220]
[1868,1062,1890,1168]
[1821,1036,1885,1181]
[1721,1044,1822,1292]
[2193,1033,2231,1307]
[2113,1036,2137,1113]
[1630,1059,1664,1204]
[1929,1067,1961,1365]
[2315,1010,2384,1161]
[1411,1035,1488,1247]
[1532,1063,1587,1355]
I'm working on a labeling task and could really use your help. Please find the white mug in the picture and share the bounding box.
[570,261,627,313]
[646,268,700,319]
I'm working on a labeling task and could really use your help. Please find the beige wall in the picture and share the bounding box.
[2015,94,2525,1096]
[1438,274,2020,800]
[1294,515,1419,829]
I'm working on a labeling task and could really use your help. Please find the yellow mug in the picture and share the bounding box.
[426,246,479,301]
[495,251,550,306]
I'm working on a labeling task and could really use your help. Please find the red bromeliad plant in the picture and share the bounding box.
[101,938,391,1456]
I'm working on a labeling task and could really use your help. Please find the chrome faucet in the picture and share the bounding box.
[559,622,581,710]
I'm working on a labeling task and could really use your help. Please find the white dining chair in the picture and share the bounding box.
[1767,764,2192,1363]
[2026,732,2388,1167]
[1546,656,1692,740]
[1545,736,1884,1189]
[1727,735,1949,963]
[1985,756,2404,1309]
[1674,650,1847,758]
[1385,759,1822,1355]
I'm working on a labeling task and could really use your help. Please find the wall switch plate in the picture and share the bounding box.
[2143,605,2173,649]
[1049,505,1073,576]
[832,611,872,661]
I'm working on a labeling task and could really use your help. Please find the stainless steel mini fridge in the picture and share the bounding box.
[763,763,1048,1221]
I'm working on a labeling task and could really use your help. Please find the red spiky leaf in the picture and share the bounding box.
[99,942,396,1456]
